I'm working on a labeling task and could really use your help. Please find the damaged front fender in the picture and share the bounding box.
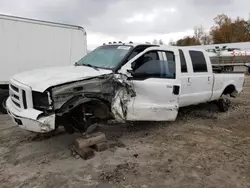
[111,74,136,121]
[50,73,136,121]
[111,89,128,121]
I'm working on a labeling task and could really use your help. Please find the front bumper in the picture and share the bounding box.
[6,97,55,133]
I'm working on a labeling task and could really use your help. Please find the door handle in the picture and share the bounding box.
[188,77,191,86]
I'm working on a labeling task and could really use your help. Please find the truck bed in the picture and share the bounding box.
[210,73,245,101]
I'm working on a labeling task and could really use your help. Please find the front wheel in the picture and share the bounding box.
[217,96,231,112]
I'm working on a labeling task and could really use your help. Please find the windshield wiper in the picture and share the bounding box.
[84,64,99,71]
[75,62,99,71]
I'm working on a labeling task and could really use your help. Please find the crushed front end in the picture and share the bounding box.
[6,74,135,134]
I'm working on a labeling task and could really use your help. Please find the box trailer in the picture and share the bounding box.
[0,14,87,113]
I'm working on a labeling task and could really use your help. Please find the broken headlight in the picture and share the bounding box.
[32,91,52,111]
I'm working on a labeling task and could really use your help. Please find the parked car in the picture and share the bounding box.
[0,14,87,113]
[6,43,245,134]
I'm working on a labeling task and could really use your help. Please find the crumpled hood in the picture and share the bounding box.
[12,65,113,92]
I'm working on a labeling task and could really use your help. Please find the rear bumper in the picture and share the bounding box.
[6,97,55,133]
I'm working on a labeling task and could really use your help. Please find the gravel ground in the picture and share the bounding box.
[0,76,250,188]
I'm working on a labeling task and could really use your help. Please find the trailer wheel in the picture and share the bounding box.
[228,66,233,72]
[217,95,231,112]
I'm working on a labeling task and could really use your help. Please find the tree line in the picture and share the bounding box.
[153,14,250,46]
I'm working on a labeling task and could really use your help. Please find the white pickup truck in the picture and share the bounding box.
[6,43,245,134]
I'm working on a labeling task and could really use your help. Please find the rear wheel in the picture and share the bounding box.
[217,95,231,112]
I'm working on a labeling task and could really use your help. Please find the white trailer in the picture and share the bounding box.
[0,14,87,113]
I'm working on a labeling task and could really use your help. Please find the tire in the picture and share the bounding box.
[224,66,233,72]
[228,66,233,72]
[217,96,231,112]
[0,94,8,114]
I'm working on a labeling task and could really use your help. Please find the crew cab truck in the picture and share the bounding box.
[6,43,245,134]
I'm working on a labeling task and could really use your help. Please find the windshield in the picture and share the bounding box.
[76,45,133,69]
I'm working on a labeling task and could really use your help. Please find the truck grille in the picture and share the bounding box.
[9,82,28,110]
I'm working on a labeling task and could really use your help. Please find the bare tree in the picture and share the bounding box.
[194,25,205,42]
[159,39,164,45]
[168,39,176,46]
[200,33,212,45]
[152,39,158,44]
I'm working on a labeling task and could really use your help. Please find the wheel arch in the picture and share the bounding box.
[221,84,237,97]
[56,95,112,119]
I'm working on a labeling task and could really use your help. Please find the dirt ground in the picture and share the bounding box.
[1,77,250,188]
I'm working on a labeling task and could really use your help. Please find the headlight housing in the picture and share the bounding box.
[32,91,52,111]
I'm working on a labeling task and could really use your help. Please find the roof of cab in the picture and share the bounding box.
[103,42,154,47]
[103,42,206,52]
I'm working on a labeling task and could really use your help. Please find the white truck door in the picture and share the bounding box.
[119,49,180,121]
[187,50,213,104]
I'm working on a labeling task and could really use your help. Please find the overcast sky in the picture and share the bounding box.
[0,0,249,49]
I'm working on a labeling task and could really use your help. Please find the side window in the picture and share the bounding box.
[164,51,175,77]
[165,51,175,62]
[179,49,187,73]
[133,51,176,79]
[143,51,159,62]
[132,51,159,70]
[189,50,208,72]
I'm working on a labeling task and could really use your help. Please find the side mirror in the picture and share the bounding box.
[127,69,143,78]
[127,69,134,74]
[127,69,146,79]
[131,61,136,70]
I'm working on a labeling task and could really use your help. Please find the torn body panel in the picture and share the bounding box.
[51,74,134,111]
[51,74,116,110]
[111,88,130,122]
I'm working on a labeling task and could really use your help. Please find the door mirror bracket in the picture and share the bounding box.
[127,69,134,74]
